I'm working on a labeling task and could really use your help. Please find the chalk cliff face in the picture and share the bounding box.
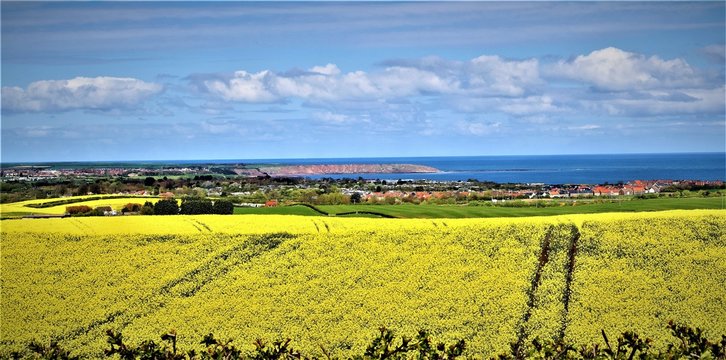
[234,164,439,176]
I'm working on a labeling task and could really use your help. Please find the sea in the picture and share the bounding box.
[275,153,726,184]
[7,153,725,185]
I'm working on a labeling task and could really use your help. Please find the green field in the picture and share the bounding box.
[233,205,322,216]
[237,196,725,218]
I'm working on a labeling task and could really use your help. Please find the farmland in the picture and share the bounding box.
[1,210,724,358]
[0,195,161,218]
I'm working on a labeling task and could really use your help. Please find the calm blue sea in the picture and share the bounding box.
[245,153,725,184]
[11,153,725,184]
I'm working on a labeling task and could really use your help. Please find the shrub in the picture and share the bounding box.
[65,205,92,215]
[122,203,142,213]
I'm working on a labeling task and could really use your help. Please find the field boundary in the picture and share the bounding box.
[287,203,399,218]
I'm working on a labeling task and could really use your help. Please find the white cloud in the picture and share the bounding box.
[313,111,350,124]
[457,121,502,136]
[589,87,725,116]
[568,124,601,131]
[309,64,341,76]
[1,76,163,113]
[496,95,560,115]
[196,49,723,122]
[548,47,702,91]
[467,55,540,96]
[203,71,277,102]
[196,55,538,104]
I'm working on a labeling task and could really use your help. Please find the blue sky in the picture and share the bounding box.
[1,1,724,162]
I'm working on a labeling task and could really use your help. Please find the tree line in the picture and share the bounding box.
[66,199,234,216]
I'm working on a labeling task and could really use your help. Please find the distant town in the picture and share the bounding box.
[1,163,723,206]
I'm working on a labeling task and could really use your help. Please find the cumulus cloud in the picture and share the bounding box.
[548,47,703,91]
[1,76,163,113]
[203,71,277,102]
[466,55,539,96]
[194,49,724,124]
[195,56,539,104]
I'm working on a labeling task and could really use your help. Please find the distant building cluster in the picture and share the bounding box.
[0,166,201,181]
[359,179,722,203]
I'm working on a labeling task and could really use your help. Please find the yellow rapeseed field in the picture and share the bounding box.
[1,210,724,358]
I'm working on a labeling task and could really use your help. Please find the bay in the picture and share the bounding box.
[263,153,726,184]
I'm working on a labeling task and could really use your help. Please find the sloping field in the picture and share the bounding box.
[1,211,724,358]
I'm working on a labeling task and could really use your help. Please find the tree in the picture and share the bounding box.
[153,199,179,215]
[180,199,213,215]
[144,177,157,187]
[350,192,362,204]
[213,200,234,214]
[140,201,155,215]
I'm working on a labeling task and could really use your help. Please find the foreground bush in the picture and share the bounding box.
[11,322,725,360]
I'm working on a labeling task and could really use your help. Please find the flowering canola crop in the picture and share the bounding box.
[1,210,724,358]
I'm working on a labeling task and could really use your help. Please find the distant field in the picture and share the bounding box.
[238,197,725,218]
[3,195,723,219]
[0,195,161,218]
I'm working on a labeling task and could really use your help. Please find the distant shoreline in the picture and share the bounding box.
[236,164,440,177]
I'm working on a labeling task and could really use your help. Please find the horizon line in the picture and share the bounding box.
[2,151,724,165]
